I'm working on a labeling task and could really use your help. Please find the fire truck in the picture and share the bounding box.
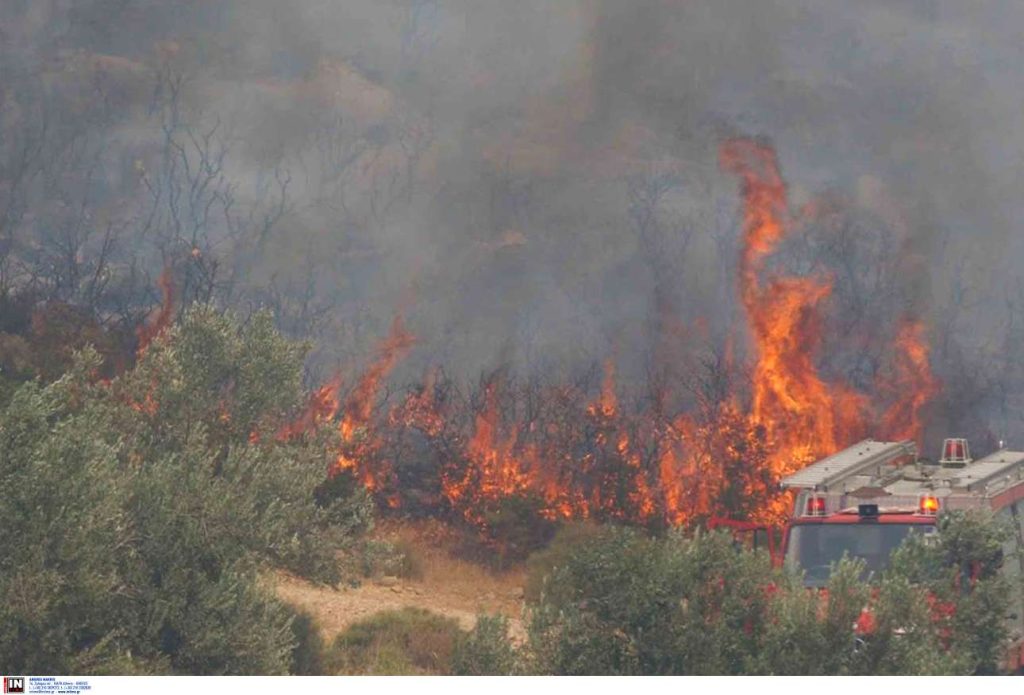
[779,438,1024,670]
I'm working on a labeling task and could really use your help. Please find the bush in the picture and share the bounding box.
[453,493,559,569]
[0,370,132,673]
[452,615,517,675]
[525,526,698,675]
[520,515,1013,675]
[289,609,326,675]
[878,510,1015,674]
[360,538,424,580]
[0,307,372,674]
[324,608,461,675]
[523,522,609,603]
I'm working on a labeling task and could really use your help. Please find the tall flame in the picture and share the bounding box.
[721,138,867,479]
[880,319,940,447]
[123,268,176,418]
[340,315,416,441]
[388,368,445,437]
[332,315,416,490]
[136,268,175,356]
[443,380,535,528]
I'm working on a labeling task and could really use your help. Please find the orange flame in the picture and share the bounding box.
[443,380,535,526]
[332,316,416,489]
[339,315,416,442]
[389,368,445,437]
[276,375,342,441]
[128,271,170,415]
[587,359,618,419]
[880,319,940,447]
[721,138,867,481]
[136,268,175,356]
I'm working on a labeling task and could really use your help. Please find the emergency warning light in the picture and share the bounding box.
[939,438,971,467]
[805,495,826,517]
[918,494,940,516]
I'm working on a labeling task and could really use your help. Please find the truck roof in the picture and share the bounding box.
[780,439,916,491]
[954,450,1024,492]
[780,440,1024,516]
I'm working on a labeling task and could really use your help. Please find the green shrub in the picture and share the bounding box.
[452,615,517,675]
[325,608,461,675]
[361,538,424,580]
[289,609,326,675]
[0,369,130,674]
[0,307,372,674]
[390,538,426,579]
[876,510,1014,674]
[521,516,1011,675]
[523,522,609,603]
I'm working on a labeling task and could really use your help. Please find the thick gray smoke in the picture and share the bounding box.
[1,0,1022,447]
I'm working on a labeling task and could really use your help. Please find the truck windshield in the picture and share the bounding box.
[786,523,932,586]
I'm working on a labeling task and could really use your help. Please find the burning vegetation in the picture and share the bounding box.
[3,1,1022,677]
[2,1,1016,559]
[135,268,176,357]
[2,133,939,552]
[266,137,941,548]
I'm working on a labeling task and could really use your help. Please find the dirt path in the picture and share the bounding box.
[274,521,528,641]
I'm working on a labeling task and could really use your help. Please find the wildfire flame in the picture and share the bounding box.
[136,268,175,356]
[442,380,535,528]
[879,319,940,447]
[275,375,342,441]
[587,358,618,419]
[332,315,416,492]
[721,138,869,480]
[295,137,941,536]
[388,368,445,437]
[123,269,176,417]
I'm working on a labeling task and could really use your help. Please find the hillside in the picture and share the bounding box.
[275,521,528,642]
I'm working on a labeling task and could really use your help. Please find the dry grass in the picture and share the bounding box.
[274,520,527,644]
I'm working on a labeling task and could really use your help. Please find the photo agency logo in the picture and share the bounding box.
[2,677,24,694]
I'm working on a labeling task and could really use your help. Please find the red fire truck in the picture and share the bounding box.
[779,438,1024,670]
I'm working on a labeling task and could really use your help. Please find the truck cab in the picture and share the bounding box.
[780,438,1024,669]
[784,508,937,586]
